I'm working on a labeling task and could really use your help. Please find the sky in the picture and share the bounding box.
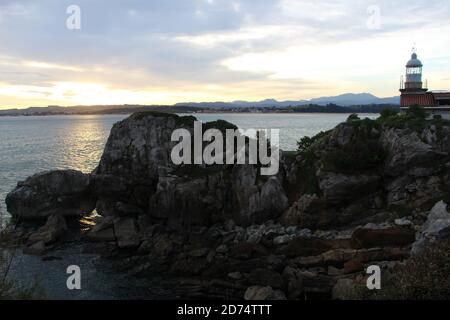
[1,0,450,109]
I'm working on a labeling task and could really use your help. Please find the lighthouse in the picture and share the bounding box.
[399,50,450,119]
[401,52,427,91]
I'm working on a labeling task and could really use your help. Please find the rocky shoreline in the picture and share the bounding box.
[3,110,450,299]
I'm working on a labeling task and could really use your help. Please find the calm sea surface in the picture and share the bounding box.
[0,113,377,217]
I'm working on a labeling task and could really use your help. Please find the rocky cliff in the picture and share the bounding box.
[5,111,450,299]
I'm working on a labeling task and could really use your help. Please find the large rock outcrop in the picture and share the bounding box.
[93,112,288,228]
[6,112,450,234]
[6,170,95,220]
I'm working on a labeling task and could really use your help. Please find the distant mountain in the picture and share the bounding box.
[176,93,399,108]
[0,93,400,116]
[308,93,400,106]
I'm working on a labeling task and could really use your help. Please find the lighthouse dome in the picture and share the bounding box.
[406,53,422,67]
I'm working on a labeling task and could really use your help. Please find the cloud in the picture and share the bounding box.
[0,0,450,108]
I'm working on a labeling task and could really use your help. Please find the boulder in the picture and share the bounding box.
[23,240,46,256]
[114,217,140,248]
[278,237,345,258]
[381,127,447,177]
[351,227,416,248]
[248,268,284,289]
[27,214,67,245]
[86,217,115,242]
[6,170,95,220]
[282,266,304,299]
[412,201,450,254]
[281,194,330,228]
[244,286,274,300]
[332,278,356,300]
[295,247,410,267]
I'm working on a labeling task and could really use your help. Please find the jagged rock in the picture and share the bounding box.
[230,243,268,259]
[273,234,295,245]
[189,248,209,258]
[86,217,115,242]
[114,217,140,248]
[270,290,287,300]
[394,218,413,226]
[295,247,410,267]
[332,278,356,300]
[381,127,447,177]
[152,233,175,256]
[412,201,450,254]
[343,258,364,274]
[227,271,243,280]
[6,170,95,219]
[351,227,415,248]
[216,244,229,254]
[318,172,381,204]
[279,237,350,258]
[281,194,329,228]
[27,214,67,245]
[282,266,304,299]
[170,257,207,276]
[23,241,46,256]
[94,112,288,228]
[248,268,284,289]
[244,286,274,300]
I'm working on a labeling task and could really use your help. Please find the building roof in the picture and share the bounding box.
[431,91,450,99]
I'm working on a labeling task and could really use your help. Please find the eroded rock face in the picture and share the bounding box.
[318,172,381,204]
[93,112,289,228]
[6,170,95,220]
[27,214,67,245]
[381,127,445,177]
[281,121,450,229]
[412,201,450,254]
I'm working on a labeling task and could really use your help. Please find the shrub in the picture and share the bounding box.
[297,136,315,153]
[406,105,428,119]
[346,113,360,122]
[322,121,385,174]
[379,108,399,119]
[296,131,328,154]
[344,239,450,300]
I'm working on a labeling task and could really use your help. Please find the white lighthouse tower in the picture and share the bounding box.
[400,50,427,92]
[399,49,450,119]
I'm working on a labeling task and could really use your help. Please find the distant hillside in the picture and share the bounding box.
[0,105,201,116]
[308,93,400,106]
[0,93,400,116]
[175,93,400,108]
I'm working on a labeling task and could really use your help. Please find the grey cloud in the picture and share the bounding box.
[0,0,449,90]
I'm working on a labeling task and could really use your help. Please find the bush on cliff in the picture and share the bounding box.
[322,120,386,174]
[345,239,450,300]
